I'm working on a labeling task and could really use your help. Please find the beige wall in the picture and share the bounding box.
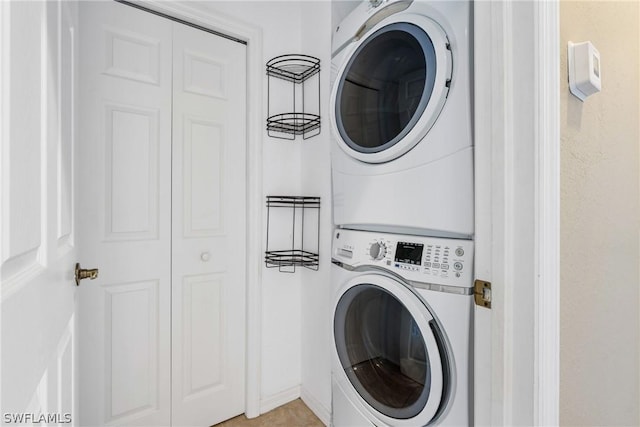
[560,1,640,425]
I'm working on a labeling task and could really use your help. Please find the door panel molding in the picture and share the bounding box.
[103,103,160,241]
[104,280,160,423]
[103,26,161,85]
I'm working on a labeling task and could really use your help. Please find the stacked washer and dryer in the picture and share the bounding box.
[329,1,474,426]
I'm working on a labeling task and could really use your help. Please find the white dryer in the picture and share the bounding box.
[331,228,473,426]
[330,0,473,238]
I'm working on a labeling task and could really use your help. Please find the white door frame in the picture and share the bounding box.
[475,1,560,425]
[532,2,560,424]
[127,1,264,418]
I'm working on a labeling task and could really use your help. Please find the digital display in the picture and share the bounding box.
[394,242,424,265]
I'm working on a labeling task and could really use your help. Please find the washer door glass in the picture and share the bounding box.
[334,283,448,421]
[335,22,436,154]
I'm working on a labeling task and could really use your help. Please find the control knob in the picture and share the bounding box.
[369,242,387,260]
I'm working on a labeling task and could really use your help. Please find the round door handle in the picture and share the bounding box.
[200,252,211,262]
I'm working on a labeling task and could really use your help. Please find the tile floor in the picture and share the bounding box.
[214,399,324,427]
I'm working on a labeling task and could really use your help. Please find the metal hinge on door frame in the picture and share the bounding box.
[474,279,492,309]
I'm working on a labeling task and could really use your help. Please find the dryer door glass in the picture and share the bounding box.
[334,283,447,420]
[335,23,436,153]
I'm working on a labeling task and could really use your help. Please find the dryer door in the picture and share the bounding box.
[331,14,452,164]
[333,273,451,426]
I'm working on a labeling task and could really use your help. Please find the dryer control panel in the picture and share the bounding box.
[332,228,474,289]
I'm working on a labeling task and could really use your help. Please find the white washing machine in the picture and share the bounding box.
[331,228,473,426]
[330,0,473,238]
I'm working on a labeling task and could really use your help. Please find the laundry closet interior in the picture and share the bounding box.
[0,1,494,426]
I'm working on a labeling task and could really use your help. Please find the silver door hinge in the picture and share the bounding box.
[474,280,492,309]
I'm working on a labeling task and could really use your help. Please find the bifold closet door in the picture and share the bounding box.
[78,2,247,426]
[170,21,247,427]
[78,2,173,425]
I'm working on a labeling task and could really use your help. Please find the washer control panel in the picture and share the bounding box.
[333,228,473,288]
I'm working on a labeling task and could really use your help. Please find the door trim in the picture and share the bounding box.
[532,1,560,424]
[126,1,264,418]
[474,1,560,425]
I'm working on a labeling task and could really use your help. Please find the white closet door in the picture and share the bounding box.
[78,3,247,426]
[77,2,172,425]
[170,22,247,427]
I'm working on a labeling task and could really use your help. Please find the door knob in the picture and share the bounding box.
[75,263,99,286]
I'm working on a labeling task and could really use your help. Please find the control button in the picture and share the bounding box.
[441,264,449,270]
[432,263,440,269]
[455,248,465,257]
[424,262,431,267]
[201,252,211,262]
[369,242,387,260]
[454,262,463,271]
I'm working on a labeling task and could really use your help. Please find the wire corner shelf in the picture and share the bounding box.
[265,196,321,273]
[266,55,320,83]
[266,55,321,140]
[266,113,321,137]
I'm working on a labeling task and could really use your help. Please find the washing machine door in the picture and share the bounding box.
[331,15,452,164]
[333,273,451,426]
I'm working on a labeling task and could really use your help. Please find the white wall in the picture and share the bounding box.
[559,2,640,425]
[299,2,333,425]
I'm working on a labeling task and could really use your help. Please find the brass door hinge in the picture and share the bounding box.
[474,279,492,309]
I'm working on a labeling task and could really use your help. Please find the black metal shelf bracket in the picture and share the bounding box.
[265,196,321,273]
[266,55,321,140]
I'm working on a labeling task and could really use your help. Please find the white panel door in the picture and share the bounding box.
[171,23,247,426]
[1,0,78,418]
[77,2,172,425]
